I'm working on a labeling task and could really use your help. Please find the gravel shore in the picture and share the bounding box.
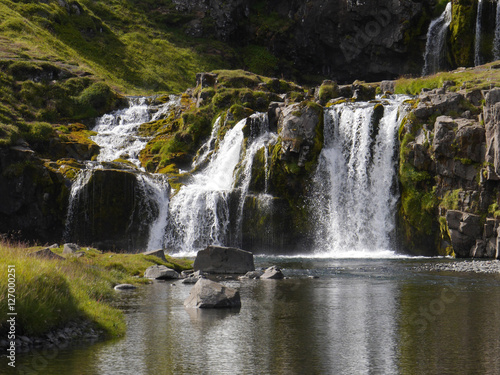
[414,260,500,274]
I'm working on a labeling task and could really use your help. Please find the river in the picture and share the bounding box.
[7,256,500,375]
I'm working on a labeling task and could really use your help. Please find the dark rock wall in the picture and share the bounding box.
[171,0,434,82]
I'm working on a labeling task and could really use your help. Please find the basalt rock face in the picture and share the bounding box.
[397,84,500,258]
[170,0,433,82]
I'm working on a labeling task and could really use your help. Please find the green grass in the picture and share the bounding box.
[0,241,192,338]
[395,61,500,95]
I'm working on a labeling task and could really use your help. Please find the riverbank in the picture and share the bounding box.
[0,242,192,350]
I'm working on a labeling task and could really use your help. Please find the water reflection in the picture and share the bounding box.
[6,259,500,375]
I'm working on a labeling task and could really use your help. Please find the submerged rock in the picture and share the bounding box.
[193,245,255,274]
[144,265,180,280]
[114,284,137,290]
[184,278,241,308]
[261,266,284,279]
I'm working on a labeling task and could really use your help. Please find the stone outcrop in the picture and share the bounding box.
[144,265,180,280]
[193,246,255,274]
[398,82,500,258]
[183,278,241,308]
[261,266,285,280]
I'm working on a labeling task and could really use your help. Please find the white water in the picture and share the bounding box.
[422,2,452,76]
[475,0,484,66]
[64,98,177,250]
[192,116,222,168]
[311,98,404,256]
[494,0,500,61]
[164,113,276,254]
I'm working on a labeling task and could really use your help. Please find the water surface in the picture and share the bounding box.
[5,257,500,375]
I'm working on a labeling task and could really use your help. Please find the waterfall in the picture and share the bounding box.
[422,2,452,76]
[192,116,222,168]
[475,0,484,66]
[164,113,276,254]
[64,97,176,250]
[494,0,500,61]
[311,98,404,256]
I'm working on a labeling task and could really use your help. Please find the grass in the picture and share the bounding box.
[395,61,500,95]
[0,241,192,338]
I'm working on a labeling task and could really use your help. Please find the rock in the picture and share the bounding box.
[279,102,322,166]
[380,80,395,94]
[114,284,137,290]
[238,270,263,279]
[261,266,285,280]
[143,249,167,262]
[182,270,205,284]
[144,265,180,280]
[432,116,456,158]
[184,278,241,308]
[63,243,80,254]
[193,245,255,274]
[30,248,65,260]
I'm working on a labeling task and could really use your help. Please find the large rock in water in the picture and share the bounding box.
[144,265,180,280]
[184,278,241,308]
[193,245,255,274]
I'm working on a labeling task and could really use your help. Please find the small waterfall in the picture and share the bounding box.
[311,98,404,256]
[494,0,500,61]
[192,116,222,168]
[422,2,452,76]
[164,113,276,253]
[475,0,484,66]
[64,98,176,250]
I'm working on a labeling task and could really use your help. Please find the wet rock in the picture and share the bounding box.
[194,245,255,274]
[238,270,263,279]
[182,270,205,284]
[144,265,180,280]
[184,278,241,308]
[261,266,285,280]
[114,284,137,290]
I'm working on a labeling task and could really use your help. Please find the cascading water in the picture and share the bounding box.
[494,0,500,61]
[422,2,452,76]
[64,97,176,250]
[311,97,405,256]
[164,113,277,254]
[475,0,484,66]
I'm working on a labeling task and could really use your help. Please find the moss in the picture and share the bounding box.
[449,0,476,67]
[318,81,339,104]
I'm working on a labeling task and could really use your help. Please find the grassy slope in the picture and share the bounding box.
[0,0,232,95]
[0,242,192,338]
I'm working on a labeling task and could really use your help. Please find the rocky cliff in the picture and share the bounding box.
[397,68,500,258]
[169,0,436,82]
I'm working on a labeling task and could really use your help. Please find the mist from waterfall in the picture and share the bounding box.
[310,98,404,257]
[422,2,452,76]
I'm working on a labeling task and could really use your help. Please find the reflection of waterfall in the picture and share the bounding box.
[422,2,452,76]
[494,0,500,61]
[64,98,175,250]
[475,0,484,66]
[164,113,276,253]
[311,98,404,256]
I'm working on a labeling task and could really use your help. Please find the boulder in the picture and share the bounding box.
[184,279,241,308]
[63,243,80,254]
[193,245,255,274]
[182,270,205,284]
[143,249,167,262]
[30,248,65,260]
[238,270,263,280]
[114,284,137,290]
[144,265,180,280]
[261,266,285,280]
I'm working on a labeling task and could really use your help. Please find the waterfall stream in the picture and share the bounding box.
[422,2,452,76]
[310,98,404,256]
[475,0,484,66]
[64,98,176,250]
[494,0,500,61]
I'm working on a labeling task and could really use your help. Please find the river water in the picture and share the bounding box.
[7,256,500,375]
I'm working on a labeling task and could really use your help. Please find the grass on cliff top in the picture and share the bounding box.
[0,0,232,95]
[395,61,500,95]
[0,242,192,338]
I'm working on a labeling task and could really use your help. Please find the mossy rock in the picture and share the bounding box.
[449,0,476,67]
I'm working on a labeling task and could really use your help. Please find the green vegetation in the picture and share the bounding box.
[0,241,192,338]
